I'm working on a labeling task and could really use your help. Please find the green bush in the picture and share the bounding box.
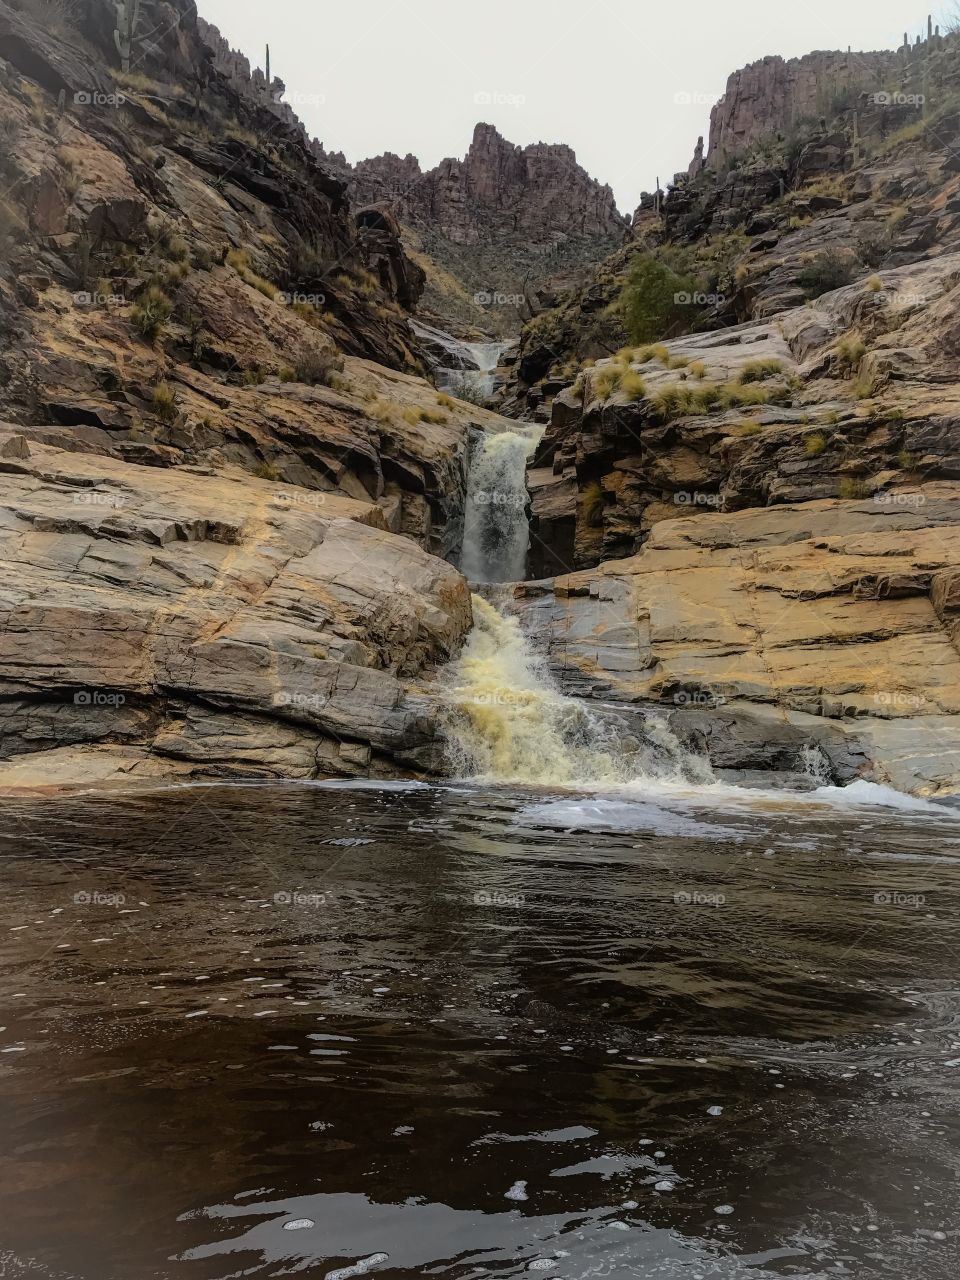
[620,254,701,344]
[132,285,172,341]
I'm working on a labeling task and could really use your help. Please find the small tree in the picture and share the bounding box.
[620,254,702,344]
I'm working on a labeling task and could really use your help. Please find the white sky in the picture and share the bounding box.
[198,0,942,212]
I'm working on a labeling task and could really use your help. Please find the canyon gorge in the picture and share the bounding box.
[0,0,958,801]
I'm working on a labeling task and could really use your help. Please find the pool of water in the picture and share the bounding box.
[1,781,958,1278]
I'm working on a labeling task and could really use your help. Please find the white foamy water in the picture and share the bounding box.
[460,432,541,583]
[443,596,711,787]
[440,599,958,816]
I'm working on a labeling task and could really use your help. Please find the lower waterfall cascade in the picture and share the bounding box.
[442,595,715,787]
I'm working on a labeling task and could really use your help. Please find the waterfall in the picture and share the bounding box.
[460,428,540,583]
[440,343,507,400]
[442,596,713,787]
[410,320,507,401]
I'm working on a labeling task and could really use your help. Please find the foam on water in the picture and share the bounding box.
[443,596,710,787]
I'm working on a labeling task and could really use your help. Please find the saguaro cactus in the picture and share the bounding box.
[114,0,141,75]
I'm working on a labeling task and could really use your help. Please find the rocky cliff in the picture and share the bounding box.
[704,49,899,169]
[0,0,511,784]
[319,124,628,337]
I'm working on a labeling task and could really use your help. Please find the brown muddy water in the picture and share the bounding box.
[1,780,959,1279]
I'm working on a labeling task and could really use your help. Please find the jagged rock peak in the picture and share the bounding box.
[323,121,625,247]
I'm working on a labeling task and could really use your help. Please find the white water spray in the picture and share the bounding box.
[443,596,713,787]
[460,429,540,583]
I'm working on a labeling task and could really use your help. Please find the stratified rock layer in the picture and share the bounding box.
[0,441,472,785]
[511,494,960,797]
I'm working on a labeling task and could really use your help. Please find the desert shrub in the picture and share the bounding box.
[838,477,870,499]
[580,480,604,526]
[436,392,456,409]
[592,367,621,400]
[798,249,857,299]
[293,346,341,386]
[226,248,280,301]
[132,285,172,341]
[804,431,829,457]
[738,357,783,383]
[834,335,866,376]
[856,229,892,269]
[254,461,280,481]
[735,421,762,436]
[151,381,176,421]
[619,370,647,401]
[620,254,701,344]
[688,360,707,379]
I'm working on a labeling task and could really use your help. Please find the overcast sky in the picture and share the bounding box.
[198,0,941,212]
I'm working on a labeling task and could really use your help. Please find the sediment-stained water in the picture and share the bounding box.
[1,781,959,1278]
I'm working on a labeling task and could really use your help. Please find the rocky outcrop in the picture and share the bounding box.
[706,50,899,169]
[318,124,628,337]
[511,494,960,796]
[528,253,960,573]
[0,0,425,375]
[337,123,626,246]
[0,437,472,786]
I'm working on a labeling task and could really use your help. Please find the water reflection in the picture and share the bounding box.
[0,782,957,1278]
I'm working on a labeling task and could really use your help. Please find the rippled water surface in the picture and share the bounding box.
[1,781,960,1278]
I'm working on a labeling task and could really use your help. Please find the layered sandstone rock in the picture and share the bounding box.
[0,438,472,786]
[528,254,960,573]
[510,495,960,797]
